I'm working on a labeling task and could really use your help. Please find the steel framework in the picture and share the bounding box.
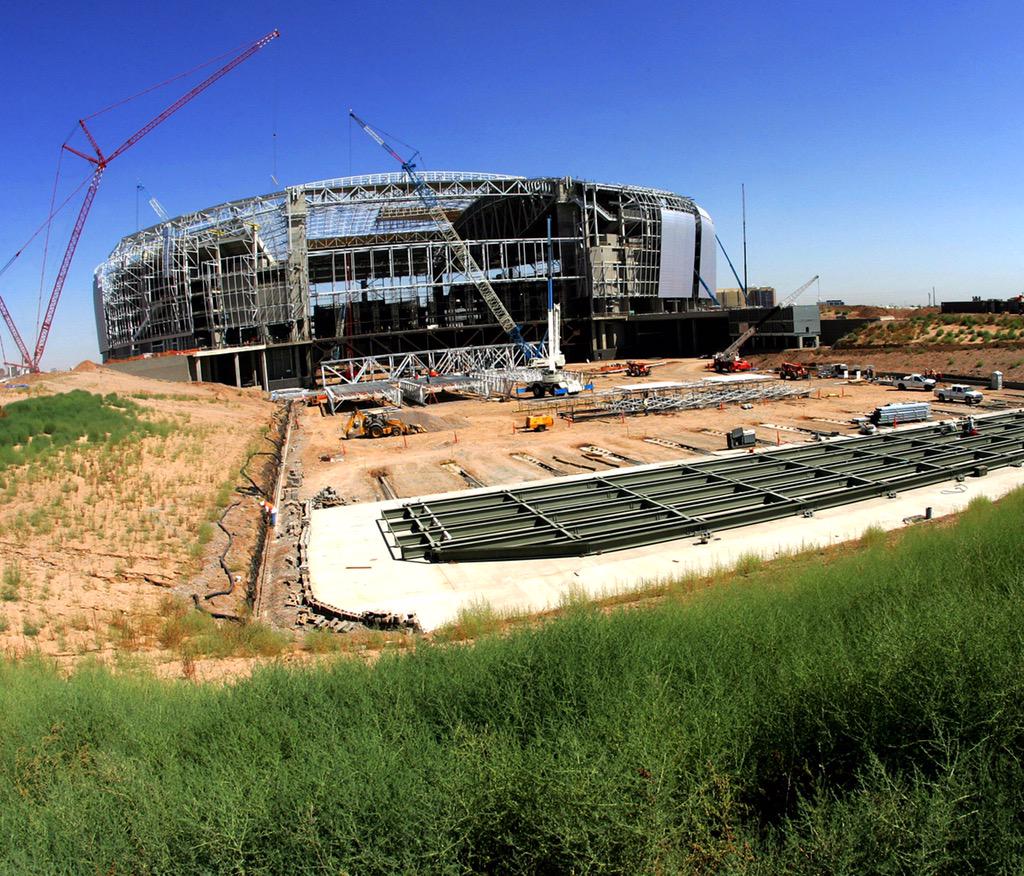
[381,410,1024,562]
[94,172,710,364]
[317,341,595,411]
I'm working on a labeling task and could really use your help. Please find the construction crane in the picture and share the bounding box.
[348,110,541,362]
[0,29,280,372]
[712,274,819,373]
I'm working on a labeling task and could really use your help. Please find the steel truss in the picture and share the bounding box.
[320,343,535,386]
[381,411,1024,562]
[319,342,571,412]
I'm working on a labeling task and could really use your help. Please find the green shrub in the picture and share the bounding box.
[2,492,1024,870]
[0,565,22,602]
[0,390,167,474]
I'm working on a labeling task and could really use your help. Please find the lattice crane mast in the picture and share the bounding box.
[0,28,280,372]
[348,110,541,361]
[713,273,819,372]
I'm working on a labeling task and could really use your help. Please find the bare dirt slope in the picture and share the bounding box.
[752,346,1024,382]
[0,367,277,671]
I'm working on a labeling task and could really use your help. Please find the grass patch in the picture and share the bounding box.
[158,598,290,658]
[0,390,167,473]
[432,597,505,643]
[3,492,1024,869]
[1,564,23,601]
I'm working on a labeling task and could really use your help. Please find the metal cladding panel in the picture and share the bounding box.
[696,207,716,300]
[658,209,696,298]
[92,274,109,355]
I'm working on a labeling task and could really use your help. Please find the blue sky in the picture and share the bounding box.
[1,0,1021,368]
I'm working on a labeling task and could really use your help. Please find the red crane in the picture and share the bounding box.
[0,28,280,373]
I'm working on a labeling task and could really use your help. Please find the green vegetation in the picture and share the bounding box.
[0,564,22,601]
[3,493,1024,871]
[157,597,290,658]
[0,390,169,473]
[837,311,1024,348]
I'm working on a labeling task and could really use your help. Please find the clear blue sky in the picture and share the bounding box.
[1,0,1021,368]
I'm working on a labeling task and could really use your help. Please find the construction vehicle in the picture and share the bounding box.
[625,361,652,377]
[522,414,554,432]
[341,409,426,440]
[350,112,584,399]
[710,274,819,373]
[935,384,983,405]
[895,374,936,392]
[778,362,811,380]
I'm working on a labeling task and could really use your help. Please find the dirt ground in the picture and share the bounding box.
[295,357,1022,504]
[751,345,1024,383]
[4,340,1019,683]
[0,366,277,674]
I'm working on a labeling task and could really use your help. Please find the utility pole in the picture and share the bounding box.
[741,183,748,295]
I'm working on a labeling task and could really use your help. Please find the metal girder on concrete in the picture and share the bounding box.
[380,411,1024,562]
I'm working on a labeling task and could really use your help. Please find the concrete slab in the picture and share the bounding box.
[307,414,1024,631]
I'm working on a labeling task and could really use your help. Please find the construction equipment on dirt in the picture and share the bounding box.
[559,379,812,422]
[726,427,757,449]
[778,362,811,380]
[710,274,819,373]
[626,361,652,377]
[522,414,555,432]
[341,409,426,440]
[349,113,586,401]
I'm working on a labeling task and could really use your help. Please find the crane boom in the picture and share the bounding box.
[348,110,538,358]
[717,274,819,362]
[18,28,280,371]
[0,294,31,368]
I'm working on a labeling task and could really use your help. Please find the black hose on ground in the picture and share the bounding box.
[204,500,242,600]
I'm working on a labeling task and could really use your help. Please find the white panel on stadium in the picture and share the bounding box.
[658,209,696,298]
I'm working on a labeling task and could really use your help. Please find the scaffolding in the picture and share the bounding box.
[94,171,713,366]
[531,378,814,422]
[317,341,590,413]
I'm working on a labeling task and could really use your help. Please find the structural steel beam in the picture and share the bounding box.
[381,412,1024,562]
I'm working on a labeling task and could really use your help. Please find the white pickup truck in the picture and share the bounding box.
[935,384,983,405]
[895,374,936,391]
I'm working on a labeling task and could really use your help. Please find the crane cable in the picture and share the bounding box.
[0,170,93,280]
[81,36,259,123]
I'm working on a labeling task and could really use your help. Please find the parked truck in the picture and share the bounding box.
[895,374,937,391]
[935,384,983,405]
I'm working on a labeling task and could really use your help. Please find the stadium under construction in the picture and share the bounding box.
[94,171,820,389]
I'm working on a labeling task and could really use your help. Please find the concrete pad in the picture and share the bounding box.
[307,415,1024,631]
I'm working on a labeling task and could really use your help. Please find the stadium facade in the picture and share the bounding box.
[94,171,811,389]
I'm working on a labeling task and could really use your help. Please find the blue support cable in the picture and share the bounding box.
[696,274,720,306]
[716,235,748,304]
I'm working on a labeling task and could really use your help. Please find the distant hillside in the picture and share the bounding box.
[835,312,1024,348]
